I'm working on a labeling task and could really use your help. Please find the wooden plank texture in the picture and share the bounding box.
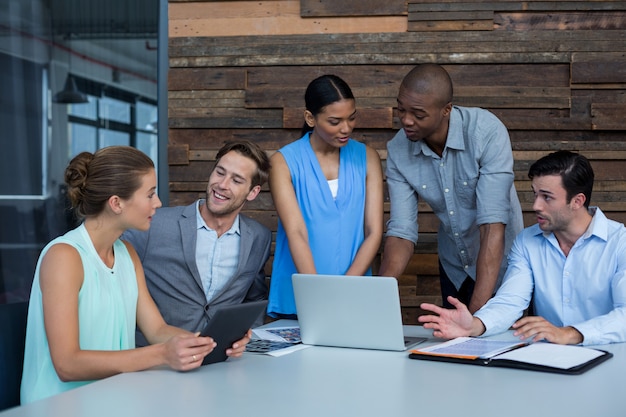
[169,31,625,67]
[571,53,626,83]
[409,2,626,12]
[168,68,246,90]
[409,11,494,21]
[168,0,626,318]
[592,104,626,130]
[169,1,408,37]
[300,0,406,17]
[495,12,626,30]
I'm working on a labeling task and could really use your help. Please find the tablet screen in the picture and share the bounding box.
[200,300,268,365]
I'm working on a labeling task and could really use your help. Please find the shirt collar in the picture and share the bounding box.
[445,107,465,151]
[410,106,464,156]
[534,206,608,242]
[196,199,241,236]
[581,206,607,242]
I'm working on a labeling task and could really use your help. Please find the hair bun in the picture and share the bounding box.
[65,152,95,208]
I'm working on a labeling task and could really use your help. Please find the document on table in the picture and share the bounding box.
[253,326,301,343]
[409,336,613,374]
[495,342,604,369]
[413,337,527,359]
[247,326,310,357]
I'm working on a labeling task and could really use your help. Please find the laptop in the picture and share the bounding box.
[292,274,426,351]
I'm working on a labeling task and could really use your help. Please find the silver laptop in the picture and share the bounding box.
[292,273,426,351]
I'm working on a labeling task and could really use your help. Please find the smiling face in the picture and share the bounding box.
[531,174,575,233]
[306,98,357,148]
[396,86,451,144]
[205,150,261,219]
[121,169,162,231]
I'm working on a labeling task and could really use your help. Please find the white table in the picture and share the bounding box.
[3,322,625,417]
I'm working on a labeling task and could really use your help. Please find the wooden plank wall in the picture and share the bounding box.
[168,0,626,324]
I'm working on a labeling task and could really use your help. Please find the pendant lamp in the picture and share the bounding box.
[53,74,88,104]
[53,37,88,104]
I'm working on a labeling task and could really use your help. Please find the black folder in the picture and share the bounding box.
[408,337,612,375]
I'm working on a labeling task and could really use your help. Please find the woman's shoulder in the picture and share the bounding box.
[42,240,82,262]
[37,239,84,290]
[41,226,86,256]
[278,135,308,154]
[342,139,368,161]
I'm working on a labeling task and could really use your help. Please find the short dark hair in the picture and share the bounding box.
[400,63,453,107]
[215,140,271,188]
[301,74,355,136]
[65,146,155,219]
[528,150,594,208]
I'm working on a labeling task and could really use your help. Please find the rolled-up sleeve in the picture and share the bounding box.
[474,115,515,227]
[385,138,419,244]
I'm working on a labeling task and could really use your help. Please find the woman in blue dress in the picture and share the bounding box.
[21,146,249,404]
[268,75,384,318]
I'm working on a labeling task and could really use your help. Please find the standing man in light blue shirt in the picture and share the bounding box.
[123,141,272,346]
[379,63,523,313]
[419,151,626,345]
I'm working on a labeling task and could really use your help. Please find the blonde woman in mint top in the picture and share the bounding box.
[21,147,248,404]
[268,75,384,318]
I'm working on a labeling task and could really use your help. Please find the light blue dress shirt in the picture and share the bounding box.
[475,207,626,345]
[386,106,523,290]
[195,200,240,302]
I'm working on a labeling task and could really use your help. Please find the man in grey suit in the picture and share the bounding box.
[124,141,272,346]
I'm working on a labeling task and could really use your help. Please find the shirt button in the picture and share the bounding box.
[422,185,427,189]
[463,181,468,186]
[454,233,459,237]
[460,250,465,254]
[440,163,444,167]
[444,188,449,193]
[464,265,469,269]
[449,211,454,215]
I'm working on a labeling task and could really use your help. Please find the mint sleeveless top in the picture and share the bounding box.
[268,134,369,316]
[21,223,138,404]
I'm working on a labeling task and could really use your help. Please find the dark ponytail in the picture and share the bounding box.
[301,74,355,137]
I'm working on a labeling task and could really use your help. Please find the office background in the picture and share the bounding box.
[1,0,625,325]
[167,0,626,323]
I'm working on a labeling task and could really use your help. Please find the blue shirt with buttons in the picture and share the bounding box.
[195,200,240,302]
[385,105,523,290]
[476,208,626,345]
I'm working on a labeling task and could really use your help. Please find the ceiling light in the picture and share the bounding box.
[53,74,88,104]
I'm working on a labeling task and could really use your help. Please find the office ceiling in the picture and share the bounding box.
[0,0,159,85]
[48,0,158,39]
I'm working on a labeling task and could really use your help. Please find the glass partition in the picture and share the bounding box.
[0,0,160,304]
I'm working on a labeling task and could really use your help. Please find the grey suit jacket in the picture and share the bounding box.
[123,201,271,346]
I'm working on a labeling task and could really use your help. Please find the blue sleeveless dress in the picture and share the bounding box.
[268,134,369,316]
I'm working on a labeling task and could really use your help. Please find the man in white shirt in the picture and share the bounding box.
[419,151,626,345]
